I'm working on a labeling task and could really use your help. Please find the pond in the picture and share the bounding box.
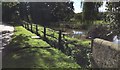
[51,27,87,39]
[113,35,120,44]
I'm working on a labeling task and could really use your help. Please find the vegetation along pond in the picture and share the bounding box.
[51,27,88,40]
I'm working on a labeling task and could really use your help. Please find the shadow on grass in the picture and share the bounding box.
[2,32,80,68]
[3,45,79,68]
[16,24,91,68]
[41,37,91,68]
[3,34,30,55]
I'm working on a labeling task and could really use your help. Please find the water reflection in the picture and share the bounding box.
[113,35,120,44]
[72,30,83,35]
[71,30,84,38]
[51,27,86,39]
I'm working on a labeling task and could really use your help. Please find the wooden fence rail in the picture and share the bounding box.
[22,22,64,45]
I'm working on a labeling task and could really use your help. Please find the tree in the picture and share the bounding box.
[29,2,53,26]
[51,2,74,21]
[19,2,30,22]
[74,13,82,21]
[29,2,74,38]
[2,2,19,22]
[106,2,120,38]
[29,2,74,26]
[87,2,120,41]
[81,2,102,29]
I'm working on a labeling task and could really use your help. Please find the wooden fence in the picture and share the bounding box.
[22,21,65,45]
[21,21,92,68]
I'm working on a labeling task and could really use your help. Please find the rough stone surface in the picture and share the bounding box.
[92,38,120,68]
[0,23,14,48]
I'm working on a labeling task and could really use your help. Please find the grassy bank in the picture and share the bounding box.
[25,23,91,68]
[3,25,80,68]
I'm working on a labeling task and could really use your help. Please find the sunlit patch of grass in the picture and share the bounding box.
[94,20,110,24]
[65,36,91,48]
[3,25,80,68]
[9,26,50,48]
[32,24,91,48]
[24,23,91,68]
[80,40,91,47]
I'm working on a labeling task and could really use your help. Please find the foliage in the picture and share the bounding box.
[87,24,114,41]
[19,2,29,22]
[106,2,120,37]
[97,12,107,20]
[29,2,74,26]
[81,2,102,29]
[3,2,74,26]
[2,2,19,22]
[74,13,82,21]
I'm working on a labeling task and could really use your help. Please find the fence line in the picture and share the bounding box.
[21,21,92,68]
[22,21,65,45]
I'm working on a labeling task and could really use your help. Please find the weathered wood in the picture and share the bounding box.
[25,23,26,28]
[91,39,94,52]
[88,37,94,52]
[58,30,62,45]
[27,23,29,30]
[36,24,38,35]
[31,24,32,32]
[26,23,28,29]
[44,26,46,39]
[22,23,24,27]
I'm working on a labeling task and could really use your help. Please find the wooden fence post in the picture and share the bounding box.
[91,38,94,52]
[44,26,46,39]
[23,24,25,27]
[26,23,27,28]
[27,23,29,30]
[36,24,38,35]
[25,23,26,28]
[22,22,24,27]
[31,23,32,32]
[26,23,28,29]
[58,30,62,45]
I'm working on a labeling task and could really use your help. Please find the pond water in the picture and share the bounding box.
[113,35,120,44]
[67,30,85,39]
[51,27,87,39]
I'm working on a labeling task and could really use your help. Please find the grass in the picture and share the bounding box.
[33,24,91,48]
[25,23,92,68]
[3,25,80,68]
[94,20,110,24]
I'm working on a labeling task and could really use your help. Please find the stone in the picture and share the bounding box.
[92,38,120,68]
